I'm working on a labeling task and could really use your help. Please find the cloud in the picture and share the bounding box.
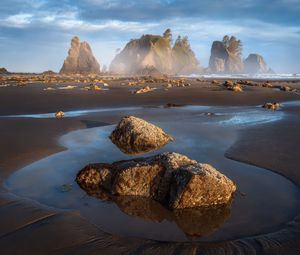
[3,13,33,28]
[0,0,299,73]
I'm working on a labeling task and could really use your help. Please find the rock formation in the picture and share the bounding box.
[76,152,236,209]
[172,36,201,74]
[244,54,269,73]
[110,29,201,75]
[60,36,100,74]
[209,36,244,73]
[109,116,173,154]
[0,67,9,75]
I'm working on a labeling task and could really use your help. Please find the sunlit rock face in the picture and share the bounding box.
[244,54,269,73]
[109,116,173,154]
[60,36,100,74]
[209,41,244,73]
[109,29,201,75]
[76,152,236,210]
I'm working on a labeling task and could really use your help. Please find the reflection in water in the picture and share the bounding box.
[80,182,232,238]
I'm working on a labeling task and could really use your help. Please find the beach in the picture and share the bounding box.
[0,77,300,254]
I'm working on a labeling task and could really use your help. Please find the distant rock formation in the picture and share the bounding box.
[209,35,244,73]
[172,36,201,74]
[244,54,269,73]
[60,36,100,74]
[0,67,9,75]
[110,29,201,75]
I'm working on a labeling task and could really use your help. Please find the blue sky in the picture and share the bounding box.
[0,0,299,73]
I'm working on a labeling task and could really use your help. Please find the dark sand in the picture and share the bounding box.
[0,80,300,254]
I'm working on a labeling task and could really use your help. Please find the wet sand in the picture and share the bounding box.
[0,80,300,254]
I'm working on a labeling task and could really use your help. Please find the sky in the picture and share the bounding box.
[0,0,299,73]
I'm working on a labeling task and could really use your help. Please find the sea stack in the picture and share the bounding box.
[244,54,269,73]
[209,35,244,73]
[60,36,100,74]
[110,29,201,75]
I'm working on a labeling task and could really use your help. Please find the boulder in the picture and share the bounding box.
[262,102,282,110]
[60,36,100,74]
[244,54,269,73]
[76,152,236,209]
[55,111,65,118]
[109,116,173,154]
[169,163,236,209]
[135,86,156,94]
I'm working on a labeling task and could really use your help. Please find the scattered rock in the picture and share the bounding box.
[87,84,102,91]
[135,86,156,94]
[55,111,65,118]
[164,103,185,108]
[223,81,243,92]
[262,102,282,110]
[109,116,173,154]
[211,80,219,85]
[76,152,236,209]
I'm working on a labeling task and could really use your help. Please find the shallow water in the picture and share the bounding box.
[5,106,300,242]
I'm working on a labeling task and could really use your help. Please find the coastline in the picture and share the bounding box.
[0,81,300,254]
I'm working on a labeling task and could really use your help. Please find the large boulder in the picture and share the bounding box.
[60,36,100,74]
[169,163,236,209]
[76,152,236,209]
[244,54,269,73]
[109,116,173,154]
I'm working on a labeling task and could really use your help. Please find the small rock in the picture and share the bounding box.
[262,102,282,110]
[55,111,65,118]
[135,86,156,94]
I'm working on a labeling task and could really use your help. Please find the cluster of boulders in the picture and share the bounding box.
[223,80,243,92]
[76,116,236,210]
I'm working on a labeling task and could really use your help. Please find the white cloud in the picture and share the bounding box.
[4,13,33,28]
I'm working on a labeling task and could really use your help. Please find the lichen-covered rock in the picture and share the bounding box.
[169,163,236,209]
[60,36,100,74]
[76,152,236,210]
[109,116,173,154]
[76,163,113,191]
[111,158,165,197]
